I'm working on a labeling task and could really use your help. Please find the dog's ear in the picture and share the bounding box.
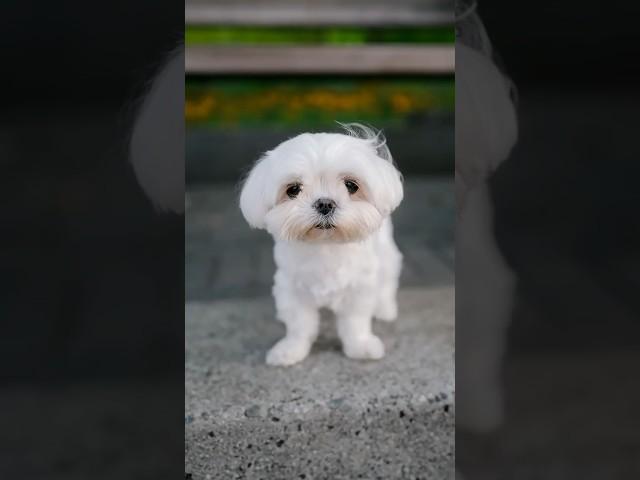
[239,155,270,229]
[369,151,404,216]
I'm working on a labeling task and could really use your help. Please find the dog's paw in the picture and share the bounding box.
[343,334,385,360]
[374,300,398,322]
[266,337,311,366]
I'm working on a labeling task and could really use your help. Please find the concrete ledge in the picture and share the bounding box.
[185,286,454,479]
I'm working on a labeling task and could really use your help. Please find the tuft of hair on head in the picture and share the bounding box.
[337,122,394,163]
[337,122,402,184]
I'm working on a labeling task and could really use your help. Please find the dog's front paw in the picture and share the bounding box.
[343,334,385,360]
[266,337,312,366]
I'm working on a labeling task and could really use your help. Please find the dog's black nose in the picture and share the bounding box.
[313,198,336,216]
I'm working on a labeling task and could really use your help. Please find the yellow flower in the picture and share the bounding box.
[390,93,412,113]
[185,95,216,121]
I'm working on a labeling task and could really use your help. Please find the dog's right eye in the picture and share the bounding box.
[286,184,302,198]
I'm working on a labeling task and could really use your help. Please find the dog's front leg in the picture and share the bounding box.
[266,288,319,366]
[336,291,385,360]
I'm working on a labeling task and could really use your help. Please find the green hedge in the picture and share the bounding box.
[186,26,454,45]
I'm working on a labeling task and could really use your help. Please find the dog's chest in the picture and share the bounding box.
[275,241,378,305]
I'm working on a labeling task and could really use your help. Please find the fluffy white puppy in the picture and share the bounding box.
[240,124,404,366]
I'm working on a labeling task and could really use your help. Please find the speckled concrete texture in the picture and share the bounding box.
[185,286,454,479]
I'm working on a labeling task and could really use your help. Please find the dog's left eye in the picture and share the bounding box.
[344,180,359,194]
[286,183,302,198]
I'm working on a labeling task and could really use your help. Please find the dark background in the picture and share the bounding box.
[0,1,184,478]
[479,1,640,86]
[1,1,181,103]
[0,0,183,379]
[478,0,640,347]
[458,1,640,478]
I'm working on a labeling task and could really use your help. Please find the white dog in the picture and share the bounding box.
[239,124,404,366]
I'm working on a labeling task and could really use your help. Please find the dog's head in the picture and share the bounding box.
[240,124,403,243]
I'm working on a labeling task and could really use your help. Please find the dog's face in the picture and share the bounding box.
[240,129,403,243]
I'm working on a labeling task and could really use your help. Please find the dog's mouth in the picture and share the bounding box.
[314,223,335,230]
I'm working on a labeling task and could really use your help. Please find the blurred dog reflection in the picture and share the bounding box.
[129,46,185,214]
[456,5,518,432]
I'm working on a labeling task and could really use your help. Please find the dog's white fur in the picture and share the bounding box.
[240,124,404,366]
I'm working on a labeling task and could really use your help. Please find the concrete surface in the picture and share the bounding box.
[185,287,454,480]
[185,176,454,479]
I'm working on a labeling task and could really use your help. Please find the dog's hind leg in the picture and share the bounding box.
[374,220,403,322]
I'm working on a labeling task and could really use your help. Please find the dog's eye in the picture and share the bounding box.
[344,180,359,194]
[286,183,302,199]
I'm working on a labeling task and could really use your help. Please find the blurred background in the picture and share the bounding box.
[0,1,184,478]
[185,0,455,301]
[457,1,640,478]
[0,0,183,381]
